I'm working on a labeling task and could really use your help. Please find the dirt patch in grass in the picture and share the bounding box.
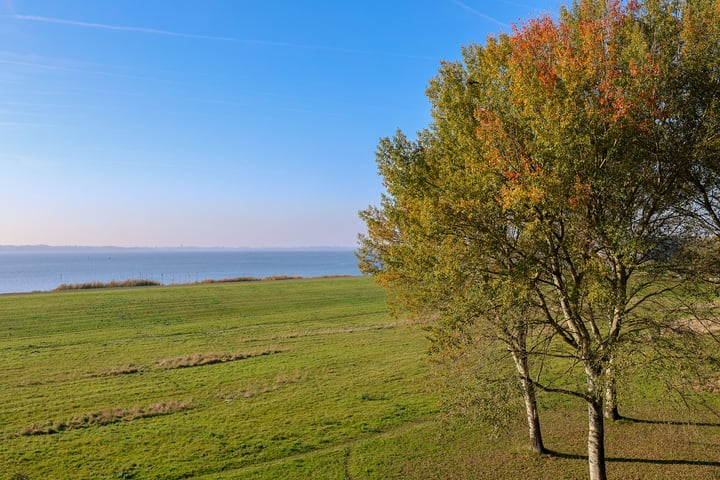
[156,349,282,369]
[678,318,720,334]
[693,377,720,393]
[20,399,194,436]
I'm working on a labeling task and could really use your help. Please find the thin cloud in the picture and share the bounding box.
[0,121,56,127]
[0,58,167,82]
[11,14,240,41]
[0,101,103,110]
[10,14,434,60]
[0,73,23,83]
[450,0,509,28]
[0,50,151,71]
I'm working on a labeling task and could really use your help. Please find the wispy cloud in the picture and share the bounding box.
[9,14,434,60]
[11,14,241,41]
[0,121,56,127]
[0,58,166,82]
[0,72,23,83]
[449,0,509,28]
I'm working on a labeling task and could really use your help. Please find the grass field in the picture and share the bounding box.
[1,277,719,479]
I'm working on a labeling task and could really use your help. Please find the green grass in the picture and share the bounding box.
[1,277,719,479]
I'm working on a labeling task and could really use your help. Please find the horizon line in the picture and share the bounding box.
[0,244,357,250]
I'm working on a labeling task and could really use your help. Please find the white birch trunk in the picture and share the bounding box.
[585,367,607,480]
[511,351,545,454]
[604,376,620,421]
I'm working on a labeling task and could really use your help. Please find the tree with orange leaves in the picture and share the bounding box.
[359,1,720,479]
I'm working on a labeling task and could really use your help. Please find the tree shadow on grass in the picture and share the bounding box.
[541,414,720,466]
[617,415,720,428]
[544,450,720,467]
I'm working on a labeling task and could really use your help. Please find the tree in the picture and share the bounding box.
[359,118,552,454]
[359,1,720,479]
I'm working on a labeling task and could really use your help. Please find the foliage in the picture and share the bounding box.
[430,335,526,436]
[673,236,720,279]
[358,1,720,478]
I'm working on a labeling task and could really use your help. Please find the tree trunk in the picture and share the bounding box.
[604,376,620,421]
[521,374,545,454]
[588,398,607,480]
[511,351,546,454]
[604,355,620,421]
[585,367,607,480]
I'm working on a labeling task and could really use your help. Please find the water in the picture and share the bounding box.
[0,248,361,294]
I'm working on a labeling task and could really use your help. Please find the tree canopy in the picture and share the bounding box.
[358,1,720,479]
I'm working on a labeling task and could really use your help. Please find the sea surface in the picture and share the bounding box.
[0,247,361,294]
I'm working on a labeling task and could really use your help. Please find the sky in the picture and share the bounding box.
[0,0,561,248]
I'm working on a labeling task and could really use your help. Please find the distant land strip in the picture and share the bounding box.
[0,274,360,296]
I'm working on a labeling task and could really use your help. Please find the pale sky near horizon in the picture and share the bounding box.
[1,0,561,248]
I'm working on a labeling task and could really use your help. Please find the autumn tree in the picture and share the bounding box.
[360,106,552,453]
[359,1,720,479]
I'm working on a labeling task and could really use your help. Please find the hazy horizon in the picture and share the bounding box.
[1,0,561,248]
[0,244,357,251]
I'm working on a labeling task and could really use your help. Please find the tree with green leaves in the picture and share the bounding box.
[674,0,720,236]
[359,1,720,479]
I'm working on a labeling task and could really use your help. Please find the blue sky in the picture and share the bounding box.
[0,0,560,248]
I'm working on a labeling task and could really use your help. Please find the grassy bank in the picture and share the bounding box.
[1,277,719,479]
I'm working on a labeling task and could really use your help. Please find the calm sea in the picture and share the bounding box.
[0,248,361,294]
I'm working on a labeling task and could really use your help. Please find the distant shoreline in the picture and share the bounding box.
[0,249,361,295]
[0,274,362,297]
[0,245,356,253]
